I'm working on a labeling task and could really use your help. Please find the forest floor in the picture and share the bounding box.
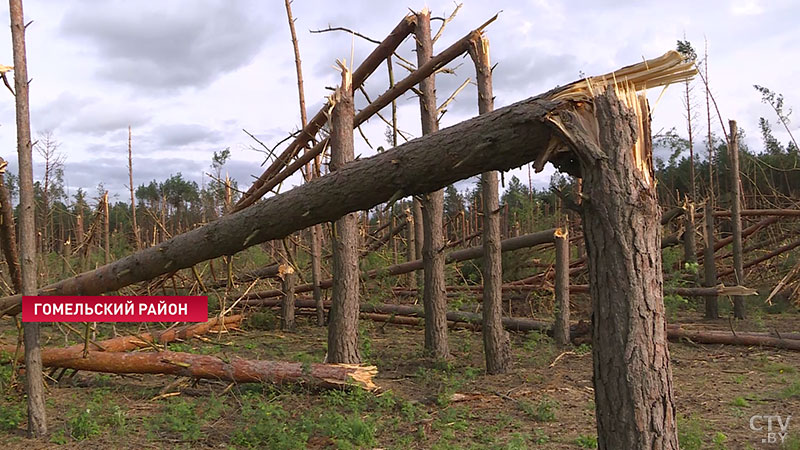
[0,304,799,449]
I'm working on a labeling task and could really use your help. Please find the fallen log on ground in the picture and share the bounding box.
[668,328,800,351]
[0,315,243,363]
[38,350,378,391]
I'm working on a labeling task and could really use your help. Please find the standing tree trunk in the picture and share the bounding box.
[326,67,361,364]
[283,0,324,327]
[280,266,296,331]
[0,158,22,292]
[703,200,719,318]
[405,209,416,288]
[416,9,449,359]
[9,0,47,436]
[563,90,678,449]
[103,191,111,264]
[729,120,745,319]
[412,199,423,288]
[128,126,141,251]
[552,228,571,347]
[469,35,510,373]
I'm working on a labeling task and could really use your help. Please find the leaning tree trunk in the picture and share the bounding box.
[469,34,510,373]
[9,0,47,436]
[416,9,449,359]
[326,68,361,364]
[564,89,678,449]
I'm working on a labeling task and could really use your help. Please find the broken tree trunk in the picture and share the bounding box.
[39,351,378,391]
[562,89,678,446]
[0,52,694,324]
[552,227,570,347]
[280,266,296,331]
[327,67,361,364]
[417,9,449,360]
[10,0,47,436]
[729,120,746,319]
[469,33,509,372]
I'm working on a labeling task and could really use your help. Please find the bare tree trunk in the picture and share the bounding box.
[283,0,324,326]
[567,90,678,448]
[703,200,719,318]
[416,9,449,359]
[412,199,423,288]
[9,0,47,436]
[0,159,22,292]
[280,267,296,331]
[103,191,110,264]
[469,35,509,372]
[128,126,140,251]
[552,228,571,347]
[729,120,745,319]
[326,68,361,364]
[405,209,416,288]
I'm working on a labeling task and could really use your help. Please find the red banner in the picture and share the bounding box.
[22,296,208,322]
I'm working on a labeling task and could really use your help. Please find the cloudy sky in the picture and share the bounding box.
[0,0,796,205]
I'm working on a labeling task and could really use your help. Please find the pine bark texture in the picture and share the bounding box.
[39,351,377,391]
[469,35,510,373]
[9,0,47,436]
[416,10,449,359]
[566,91,678,449]
[326,72,361,364]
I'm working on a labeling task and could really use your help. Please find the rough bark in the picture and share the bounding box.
[469,34,509,373]
[0,159,22,292]
[326,70,361,364]
[38,350,377,391]
[416,9,449,359]
[563,90,678,448]
[10,0,47,437]
[552,228,570,347]
[280,267,296,331]
[729,120,745,319]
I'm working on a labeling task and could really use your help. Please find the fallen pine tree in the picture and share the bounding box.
[36,350,378,391]
[0,315,243,363]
